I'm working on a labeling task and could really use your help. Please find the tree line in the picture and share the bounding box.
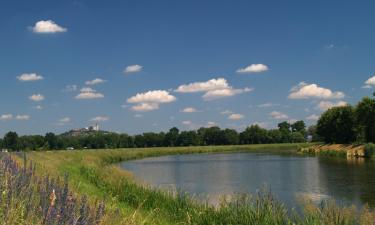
[316,95,375,144]
[0,120,309,151]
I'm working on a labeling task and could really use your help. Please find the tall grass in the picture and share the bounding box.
[11,144,375,224]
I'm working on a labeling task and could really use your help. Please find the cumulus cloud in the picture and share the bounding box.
[0,114,13,121]
[17,73,43,81]
[306,114,320,121]
[182,120,192,126]
[175,78,229,93]
[236,64,269,73]
[127,90,176,103]
[203,87,252,101]
[124,65,143,73]
[29,94,45,101]
[364,76,375,87]
[316,101,348,111]
[181,107,198,113]
[206,121,217,127]
[131,103,158,112]
[85,78,106,86]
[257,102,279,108]
[75,87,104,99]
[176,78,252,101]
[127,90,176,112]
[270,111,288,120]
[31,20,67,33]
[34,105,43,110]
[62,85,78,92]
[228,113,244,120]
[91,116,109,122]
[60,117,71,123]
[221,110,233,115]
[289,82,345,99]
[16,115,30,120]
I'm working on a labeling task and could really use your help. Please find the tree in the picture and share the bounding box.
[3,131,19,151]
[356,97,375,143]
[45,132,58,149]
[240,125,268,144]
[291,121,306,136]
[222,129,239,145]
[317,105,356,144]
[278,121,291,133]
[164,127,179,146]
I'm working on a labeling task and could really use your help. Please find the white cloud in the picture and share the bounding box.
[316,101,348,111]
[182,120,192,126]
[134,114,143,118]
[288,82,345,99]
[175,78,230,93]
[124,65,143,73]
[251,121,269,129]
[131,103,160,112]
[228,113,244,120]
[60,117,71,123]
[85,78,106,86]
[362,85,372,89]
[202,87,252,101]
[181,107,198,113]
[175,78,252,101]
[91,116,109,122]
[29,94,45,101]
[0,114,13,121]
[270,111,288,120]
[221,110,233,115]
[62,85,78,92]
[127,90,176,103]
[31,20,67,33]
[17,73,43,81]
[236,64,269,73]
[364,76,375,86]
[55,117,71,126]
[206,121,217,127]
[306,114,320,121]
[75,87,104,99]
[258,103,277,108]
[34,105,43,110]
[16,115,30,120]
[127,90,176,112]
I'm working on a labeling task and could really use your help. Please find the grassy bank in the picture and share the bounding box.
[9,143,375,224]
[298,144,375,158]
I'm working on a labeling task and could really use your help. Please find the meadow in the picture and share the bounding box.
[2,143,375,224]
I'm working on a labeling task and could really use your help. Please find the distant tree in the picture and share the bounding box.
[307,125,321,142]
[3,131,19,151]
[356,97,375,143]
[240,125,267,144]
[317,105,356,144]
[164,127,179,146]
[45,132,58,150]
[177,131,200,146]
[134,135,146,147]
[222,129,239,145]
[291,121,306,136]
[267,129,282,143]
[278,121,291,133]
[290,132,306,143]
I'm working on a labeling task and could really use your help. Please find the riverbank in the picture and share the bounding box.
[11,143,375,224]
[298,144,375,158]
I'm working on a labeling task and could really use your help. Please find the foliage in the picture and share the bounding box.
[0,123,308,151]
[0,153,106,224]
[317,105,357,144]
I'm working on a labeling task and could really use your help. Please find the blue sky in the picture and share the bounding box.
[1,0,375,136]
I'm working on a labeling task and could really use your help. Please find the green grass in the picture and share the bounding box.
[13,143,375,225]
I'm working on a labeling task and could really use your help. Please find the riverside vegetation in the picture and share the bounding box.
[3,144,375,225]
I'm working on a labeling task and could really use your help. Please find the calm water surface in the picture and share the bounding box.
[120,152,375,207]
